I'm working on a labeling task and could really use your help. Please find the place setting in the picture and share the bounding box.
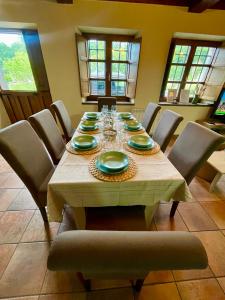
[124,134,160,155]
[124,119,146,134]
[78,115,100,134]
[66,134,102,155]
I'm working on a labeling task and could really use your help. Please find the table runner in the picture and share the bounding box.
[47,113,192,228]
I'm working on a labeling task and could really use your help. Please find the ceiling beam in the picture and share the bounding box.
[56,0,73,3]
[188,0,221,13]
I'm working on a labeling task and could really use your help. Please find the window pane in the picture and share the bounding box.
[193,47,216,65]
[111,81,126,96]
[187,66,209,82]
[112,41,129,61]
[89,62,105,78]
[111,63,127,79]
[172,45,191,64]
[185,83,199,98]
[0,31,36,91]
[164,82,180,97]
[168,65,185,81]
[90,80,105,95]
[88,40,105,60]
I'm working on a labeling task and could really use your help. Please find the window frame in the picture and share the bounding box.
[160,38,222,102]
[82,33,138,102]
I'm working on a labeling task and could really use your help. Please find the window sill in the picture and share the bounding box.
[159,101,214,107]
[82,98,135,105]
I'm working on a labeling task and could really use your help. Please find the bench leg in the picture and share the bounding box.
[39,207,48,223]
[133,279,144,292]
[170,201,179,218]
[77,272,91,291]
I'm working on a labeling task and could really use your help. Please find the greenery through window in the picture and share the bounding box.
[160,39,221,100]
[77,34,141,101]
[0,31,36,91]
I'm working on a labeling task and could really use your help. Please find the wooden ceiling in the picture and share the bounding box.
[56,0,225,13]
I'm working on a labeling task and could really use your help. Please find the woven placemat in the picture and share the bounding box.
[89,156,137,182]
[78,127,100,134]
[125,128,145,135]
[124,142,160,155]
[66,142,102,155]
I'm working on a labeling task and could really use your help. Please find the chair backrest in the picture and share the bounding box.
[168,121,225,185]
[48,230,207,279]
[152,110,183,152]
[0,120,55,205]
[142,103,161,133]
[51,100,73,141]
[97,97,117,112]
[29,109,65,165]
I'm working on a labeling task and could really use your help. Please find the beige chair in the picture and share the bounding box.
[48,230,208,292]
[97,97,117,112]
[0,120,55,222]
[142,103,161,133]
[168,121,225,217]
[51,100,75,142]
[29,109,65,165]
[152,110,183,152]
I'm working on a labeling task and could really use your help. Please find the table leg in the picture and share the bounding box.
[70,207,86,229]
[210,172,222,192]
[144,203,159,229]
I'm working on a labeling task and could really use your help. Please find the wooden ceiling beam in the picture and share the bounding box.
[56,0,73,3]
[188,0,221,13]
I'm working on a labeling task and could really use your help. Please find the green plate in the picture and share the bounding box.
[71,135,97,149]
[86,113,99,120]
[81,120,97,129]
[119,112,132,120]
[97,151,129,172]
[128,140,153,150]
[96,161,128,174]
[125,124,142,131]
[80,124,98,131]
[129,135,154,148]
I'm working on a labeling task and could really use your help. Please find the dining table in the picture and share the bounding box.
[47,112,192,229]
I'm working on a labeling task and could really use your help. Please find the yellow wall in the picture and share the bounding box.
[0,0,225,131]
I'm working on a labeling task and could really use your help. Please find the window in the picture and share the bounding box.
[76,33,141,102]
[0,30,37,91]
[160,39,222,101]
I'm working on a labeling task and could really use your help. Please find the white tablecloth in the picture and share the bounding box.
[47,114,192,228]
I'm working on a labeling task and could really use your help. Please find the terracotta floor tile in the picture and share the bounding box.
[178,202,218,231]
[0,173,10,186]
[41,271,84,294]
[173,266,213,281]
[200,201,225,229]
[21,211,59,242]
[0,244,17,278]
[87,287,134,300]
[154,204,188,231]
[1,173,24,189]
[218,277,225,293]
[194,231,225,277]
[0,242,49,298]
[91,279,130,290]
[177,278,225,300]
[0,210,34,243]
[214,176,225,200]
[0,159,13,173]
[138,282,181,300]
[8,189,37,210]
[39,294,85,300]
[144,271,174,285]
[190,178,221,202]
[0,189,21,211]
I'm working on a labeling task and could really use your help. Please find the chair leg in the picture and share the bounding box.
[39,206,48,223]
[170,201,179,218]
[133,279,144,292]
[77,272,91,291]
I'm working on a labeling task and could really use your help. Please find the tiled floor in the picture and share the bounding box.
[0,153,225,300]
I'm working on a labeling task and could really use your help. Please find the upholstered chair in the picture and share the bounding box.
[29,109,65,165]
[48,230,208,292]
[0,120,55,222]
[168,121,225,217]
[142,103,161,134]
[97,97,117,112]
[51,100,74,142]
[152,110,183,152]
